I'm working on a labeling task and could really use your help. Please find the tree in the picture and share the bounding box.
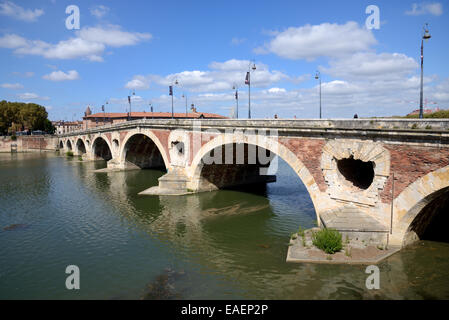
[0,101,54,134]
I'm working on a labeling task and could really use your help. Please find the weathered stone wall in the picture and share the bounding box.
[0,136,58,152]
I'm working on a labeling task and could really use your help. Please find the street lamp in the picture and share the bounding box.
[128,90,135,121]
[419,23,431,119]
[149,102,153,119]
[232,84,239,119]
[315,71,322,119]
[102,100,108,125]
[245,61,256,119]
[169,79,178,119]
[182,93,188,118]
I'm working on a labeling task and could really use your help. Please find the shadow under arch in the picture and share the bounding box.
[76,138,87,155]
[92,136,112,161]
[119,132,169,170]
[59,140,64,149]
[66,140,72,151]
[395,165,449,246]
[189,134,323,222]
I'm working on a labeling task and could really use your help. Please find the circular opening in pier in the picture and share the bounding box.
[336,156,374,190]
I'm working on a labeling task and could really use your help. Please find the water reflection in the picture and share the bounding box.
[0,153,448,299]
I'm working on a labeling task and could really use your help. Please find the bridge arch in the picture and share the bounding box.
[92,136,113,161]
[75,138,87,156]
[119,131,169,169]
[188,133,324,220]
[66,139,73,151]
[59,140,64,149]
[394,165,449,246]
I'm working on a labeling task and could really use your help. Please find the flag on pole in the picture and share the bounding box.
[169,86,173,96]
[128,96,131,104]
[235,91,238,100]
[245,72,250,85]
[101,105,105,112]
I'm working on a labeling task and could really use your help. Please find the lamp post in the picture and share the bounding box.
[128,90,135,121]
[245,61,256,119]
[419,23,431,119]
[149,102,153,119]
[232,85,239,119]
[182,93,188,118]
[169,79,178,119]
[315,71,322,119]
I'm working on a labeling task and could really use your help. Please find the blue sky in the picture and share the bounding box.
[0,0,448,120]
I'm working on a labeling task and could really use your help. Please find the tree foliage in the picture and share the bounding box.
[0,100,55,134]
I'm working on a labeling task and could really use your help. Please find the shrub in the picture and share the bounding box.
[66,151,74,157]
[312,228,343,254]
[11,134,17,141]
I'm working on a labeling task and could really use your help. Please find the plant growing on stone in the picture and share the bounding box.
[312,228,343,254]
[66,151,74,157]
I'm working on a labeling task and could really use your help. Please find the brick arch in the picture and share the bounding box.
[75,138,87,155]
[393,165,449,246]
[91,135,113,160]
[119,130,170,169]
[188,133,325,220]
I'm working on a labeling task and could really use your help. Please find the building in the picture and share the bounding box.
[53,120,83,135]
[82,107,228,130]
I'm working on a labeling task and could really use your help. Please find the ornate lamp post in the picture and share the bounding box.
[169,79,178,119]
[232,84,239,119]
[245,61,256,119]
[315,71,322,119]
[419,23,431,119]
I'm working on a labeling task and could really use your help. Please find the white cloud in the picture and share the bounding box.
[0,83,23,89]
[17,92,49,100]
[405,2,443,16]
[0,25,152,62]
[90,5,109,18]
[231,37,246,46]
[322,52,418,80]
[43,70,80,81]
[0,1,44,22]
[255,22,377,61]
[125,59,291,93]
[0,34,28,48]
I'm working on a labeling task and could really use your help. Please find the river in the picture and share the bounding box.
[0,152,448,299]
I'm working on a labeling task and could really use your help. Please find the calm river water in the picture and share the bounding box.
[0,152,448,299]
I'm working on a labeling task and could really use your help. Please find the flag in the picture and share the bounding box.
[245,72,250,85]
[128,96,131,104]
[101,105,104,112]
[169,86,173,96]
[235,91,238,100]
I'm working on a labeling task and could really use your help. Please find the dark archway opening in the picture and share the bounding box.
[409,188,449,243]
[59,141,63,149]
[336,156,374,190]
[199,143,275,192]
[93,138,112,161]
[76,139,86,155]
[66,140,72,151]
[124,134,166,170]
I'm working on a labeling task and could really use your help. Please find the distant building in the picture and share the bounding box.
[82,110,228,130]
[407,107,440,116]
[53,120,83,135]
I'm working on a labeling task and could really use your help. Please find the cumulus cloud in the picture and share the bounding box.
[43,70,80,81]
[255,22,377,61]
[0,83,23,89]
[322,52,418,80]
[405,2,443,16]
[0,25,151,62]
[17,92,49,100]
[125,59,291,93]
[90,5,109,18]
[0,1,44,22]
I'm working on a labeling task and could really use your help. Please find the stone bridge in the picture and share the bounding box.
[58,119,449,248]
